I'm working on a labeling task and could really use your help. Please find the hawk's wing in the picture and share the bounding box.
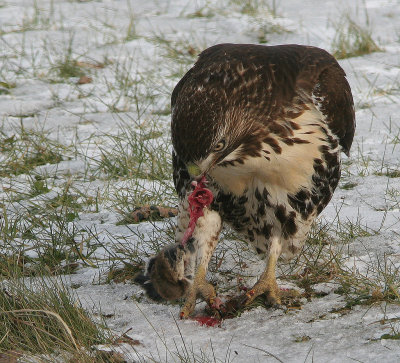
[171,72,192,198]
[310,63,355,156]
[292,45,355,155]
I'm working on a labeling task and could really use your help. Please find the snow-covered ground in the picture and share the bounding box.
[1,0,400,362]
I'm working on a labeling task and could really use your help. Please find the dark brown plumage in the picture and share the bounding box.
[136,43,355,317]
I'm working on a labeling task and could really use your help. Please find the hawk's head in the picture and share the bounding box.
[171,59,271,194]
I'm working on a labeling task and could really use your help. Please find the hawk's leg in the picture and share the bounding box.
[225,237,282,313]
[177,209,222,318]
[243,248,281,306]
[179,265,217,318]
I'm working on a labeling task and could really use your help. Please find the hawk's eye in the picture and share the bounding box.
[214,140,225,152]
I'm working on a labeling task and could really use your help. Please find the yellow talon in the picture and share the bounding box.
[179,265,217,318]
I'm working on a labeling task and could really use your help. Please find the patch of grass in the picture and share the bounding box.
[374,169,400,178]
[125,6,138,42]
[29,176,50,197]
[381,333,400,340]
[228,0,277,17]
[0,80,16,94]
[335,255,400,307]
[224,0,287,44]
[340,182,358,190]
[101,57,159,112]
[0,124,65,177]
[0,213,77,276]
[277,215,397,311]
[148,32,201,65]
[0,116,175,277]
[47,34,87,80]
[281,223,343,295]
[0,183,99,276]
[186,6,215,18]
[0,277,113,362]
[56,59,85,79]
[256,22,289,43]
[0,253,35,278]
[106,263,142,284]
[93,219,176,283]
[332,15,382,59]
[337,219,375,240]
[95,120,172,181]
[47,192,82,212]
[16,0,57,33]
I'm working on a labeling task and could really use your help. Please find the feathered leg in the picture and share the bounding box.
[177,208,222,318]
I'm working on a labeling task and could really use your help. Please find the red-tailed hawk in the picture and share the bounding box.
[136,43,355,318]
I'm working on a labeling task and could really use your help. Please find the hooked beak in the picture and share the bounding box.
[186,162,202,178]
[187,158,218,180]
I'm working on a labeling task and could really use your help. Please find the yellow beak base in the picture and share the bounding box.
[187,163,202,177]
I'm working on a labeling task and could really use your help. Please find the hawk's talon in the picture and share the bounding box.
[179,265,220,318]
[180,300,196,319]
[246,289,255,298]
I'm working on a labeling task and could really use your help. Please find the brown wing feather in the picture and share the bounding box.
[311,64,355,155]
[272,45,355,155]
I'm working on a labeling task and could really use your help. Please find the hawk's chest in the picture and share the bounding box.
[208,107,333,197]
[211,180,290,235]
[209,106,341,250]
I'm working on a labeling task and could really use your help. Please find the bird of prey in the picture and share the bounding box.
[136,43,355,318]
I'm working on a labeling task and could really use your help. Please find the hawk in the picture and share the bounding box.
[136,43,355,318]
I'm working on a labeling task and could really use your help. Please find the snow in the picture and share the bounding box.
[1,0,400,361]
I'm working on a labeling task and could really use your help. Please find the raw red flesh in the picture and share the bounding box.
[181,175,213,245]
